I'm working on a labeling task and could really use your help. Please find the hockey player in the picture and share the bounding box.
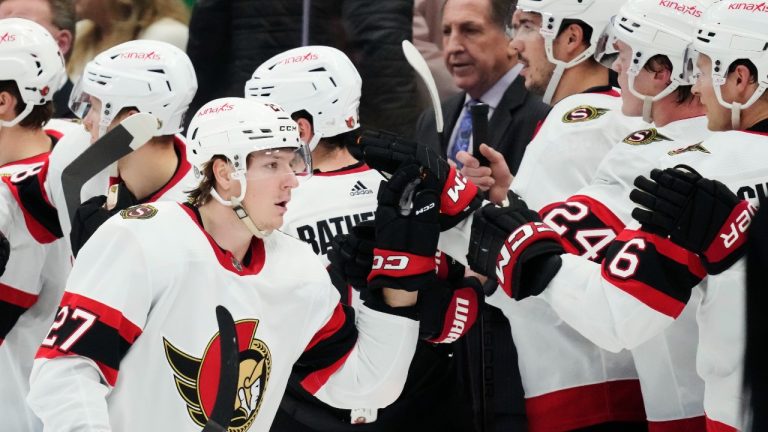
[61,39,198,257]
[28,97,426,431]
[0,17,74,432]
[467,1,768,429]
[247,46,480,431]
[466,0,715,429]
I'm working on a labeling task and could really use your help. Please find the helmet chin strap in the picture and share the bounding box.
[0,103,34,128]
[307,133,323,152]
[731,103,742,131]
[210,177,272,238]
[543,62,566,105]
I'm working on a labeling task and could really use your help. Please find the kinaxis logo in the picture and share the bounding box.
[658,0,702,16]
[280,52,319,65]
[728,2,768,12]
[120,51,161,60]
[197,102,234,117]
[0,32,16,43]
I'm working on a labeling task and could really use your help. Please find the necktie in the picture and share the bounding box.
[449,99,480,168]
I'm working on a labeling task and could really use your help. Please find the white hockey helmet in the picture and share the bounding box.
[517,0,628,104]
[0,17,65,127]
[69,40,197,138]
[186,97,311,237]
[244,45,362,152]
[684,0,768,129]
[601,0,715,122]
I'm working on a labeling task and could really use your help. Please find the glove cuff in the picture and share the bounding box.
[702,200,755,274]
[368,248,436,281]
[496,221,564,299]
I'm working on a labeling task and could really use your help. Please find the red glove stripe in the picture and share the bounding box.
[368,249,436,281]
[703,200,756,264]
[440,165,479,216]
[495,222,561,298]
[427,287,480,344]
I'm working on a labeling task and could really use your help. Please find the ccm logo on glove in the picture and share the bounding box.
[496,222,557,286]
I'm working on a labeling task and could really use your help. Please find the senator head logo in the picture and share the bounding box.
[622,128,672,145]
[164,319,272,431]
[562,106,609,123]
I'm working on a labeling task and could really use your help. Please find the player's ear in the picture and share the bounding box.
[211,158,236,196]
[0,91,17,118]
[295,117,313,143]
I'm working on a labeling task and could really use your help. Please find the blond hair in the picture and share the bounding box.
[68,0,189,77]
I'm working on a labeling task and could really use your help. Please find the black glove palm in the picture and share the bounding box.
[70,185,138,257]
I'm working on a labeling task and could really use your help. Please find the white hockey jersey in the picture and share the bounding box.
[28,202,419,431]
[439,88,647,431]
[0,121,85,432]
[535,116,711,428]
[281,162,382,267]
[542,121,768,430]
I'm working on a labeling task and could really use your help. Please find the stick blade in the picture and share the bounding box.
[402,40,444,133]
[201,305,239,432]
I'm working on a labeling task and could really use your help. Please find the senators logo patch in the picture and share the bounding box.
[623,128,672,145]
[120,204,158,220]
[561,105,609,123]
[165,319,272,431]
[667,142,711,156]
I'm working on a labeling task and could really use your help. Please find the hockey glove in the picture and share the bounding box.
[419,276,483,344]
[0,231,9,277]
[630,165,755,274]
[328,221,376,291]
[468,192,564,300]
[353,129,482,230]
[70,185,139,257]
[368,163,441,292]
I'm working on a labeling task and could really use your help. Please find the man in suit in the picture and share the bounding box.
[414,0,549,175]
[413,1,548,431]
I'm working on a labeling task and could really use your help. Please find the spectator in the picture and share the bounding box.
[68,0,189,80]
[185,0,419,137]
[0,0,77,118]
[412,0,459,108]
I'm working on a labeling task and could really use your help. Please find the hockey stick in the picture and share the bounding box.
[202,305,240,432]
[402,40,444,136]
[60,112,159,223]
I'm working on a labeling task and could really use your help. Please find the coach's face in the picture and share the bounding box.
[442,0,516,99]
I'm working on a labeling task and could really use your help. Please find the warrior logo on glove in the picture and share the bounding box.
[164,319,272,431]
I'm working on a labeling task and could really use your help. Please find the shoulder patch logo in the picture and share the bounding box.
[667,142,711,156]
[120,204,158,220]
[165,319,271,431]
[623,128,672,145]
[562,105,609,123]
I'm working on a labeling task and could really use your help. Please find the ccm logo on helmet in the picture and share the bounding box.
[197,102,235,117]
[372,255,409,271]
[0,32,16,43]
[120,51,161,60]
[280,52,319,65]
[279,125,297,131]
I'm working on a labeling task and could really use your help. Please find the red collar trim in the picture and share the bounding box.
[313,162,371,177]
[0,152,49,169]
[178,204,266,276]
[146,136,192,202]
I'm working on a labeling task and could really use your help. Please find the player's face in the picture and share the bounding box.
[82,96,103,143]
[612,40,644,117]
[511,11,554,98]
[442,0,516,98]
[242,149,301,231]
[692,54,731,131]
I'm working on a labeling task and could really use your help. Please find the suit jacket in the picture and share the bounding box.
[414,75,550,175]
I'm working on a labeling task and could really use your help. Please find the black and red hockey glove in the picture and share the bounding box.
[630,164,756,274]
[0,230,9,276]
[70,184,139,258]
[367,163,441,292]
[419,276,483,344]
[328,221,375,292]
[352,129,482,231]
[467,192,564,300]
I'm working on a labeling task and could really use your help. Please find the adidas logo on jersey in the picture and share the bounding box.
[350,181,373,197]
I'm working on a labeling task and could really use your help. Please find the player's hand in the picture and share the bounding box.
[368,163,440,292]
[458,144,513,206]
[328,221,375,292]
[468,192,564,299]
[352,129,482,230]
[419,276,483,343]
[0,230,9,277]
[70,185,138,257]
[630,164,755,274]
